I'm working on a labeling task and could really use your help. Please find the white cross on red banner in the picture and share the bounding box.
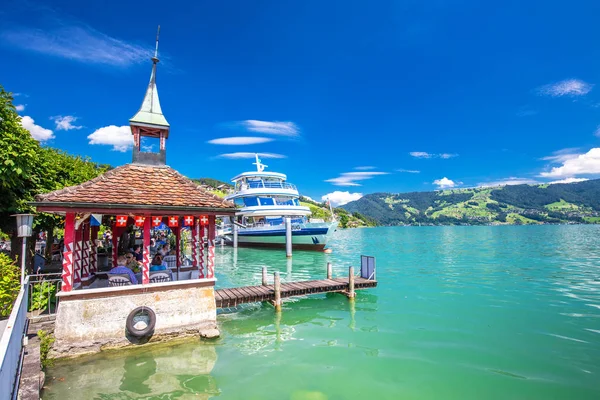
[168,216,179,227]
[134,216,145,227]
[152,216,163,227]
[200,215,209,225]
[116,215,128,227]
[184,216,194,226]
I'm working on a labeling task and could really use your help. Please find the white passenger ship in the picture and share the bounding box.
[223,155,337,250]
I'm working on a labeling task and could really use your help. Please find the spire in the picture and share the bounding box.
[130,25,169,130]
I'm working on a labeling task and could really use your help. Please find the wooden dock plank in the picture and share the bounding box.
[215,277,377,308]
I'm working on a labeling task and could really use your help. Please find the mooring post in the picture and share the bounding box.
[262,266,268,286]
[347,266,356,299]
[233,221,238,248]
[274,271,282,312]
[327,262,332,279]
[285,217,292,258]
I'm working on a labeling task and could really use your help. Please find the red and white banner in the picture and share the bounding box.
[134,216,146,227]
[184,215,194,226]
[168,216,179,228]
[116,215,128,227]
[151,216,163,227]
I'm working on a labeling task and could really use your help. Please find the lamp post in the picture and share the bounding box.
[13,214,34,285]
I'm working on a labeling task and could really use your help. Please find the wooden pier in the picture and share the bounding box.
[215,271,377,308]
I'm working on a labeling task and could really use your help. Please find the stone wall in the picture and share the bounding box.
[52,280,218,357]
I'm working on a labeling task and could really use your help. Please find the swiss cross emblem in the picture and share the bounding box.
[199,215,209,225]
[134,216,145,227]
[184,216,194,226]
[152,216,163,227]
[116,215,128,227]
[168,216,179,227]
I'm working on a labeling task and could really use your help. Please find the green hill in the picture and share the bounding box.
[299,196,376,228]
[341,179,600,226]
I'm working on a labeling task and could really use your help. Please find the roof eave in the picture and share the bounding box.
[31,201,237,215]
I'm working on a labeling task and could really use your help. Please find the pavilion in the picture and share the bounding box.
[31,33,236,356]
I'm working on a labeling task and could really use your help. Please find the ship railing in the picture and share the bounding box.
[245,181,297,190]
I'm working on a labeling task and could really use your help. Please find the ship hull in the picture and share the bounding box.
[224,222,337,251]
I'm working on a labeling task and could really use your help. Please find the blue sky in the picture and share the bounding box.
[2,0,600,205]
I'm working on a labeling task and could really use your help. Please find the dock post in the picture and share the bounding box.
[233,223,238,248]
[285,217,292,258]
[274,271,282,312]
[262,266,268,286]
[347,266,356,299]
[327,262,332,279]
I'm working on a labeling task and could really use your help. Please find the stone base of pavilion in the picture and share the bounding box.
[51,279,220,358]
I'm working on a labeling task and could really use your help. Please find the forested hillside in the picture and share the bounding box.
[342,179,600,226]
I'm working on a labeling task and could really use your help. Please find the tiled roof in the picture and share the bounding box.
[35,164,235,210]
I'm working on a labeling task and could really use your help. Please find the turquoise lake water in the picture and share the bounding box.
[43,225,600,399]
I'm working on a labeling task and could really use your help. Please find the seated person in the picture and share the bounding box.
[109,255,138,284]
[150,254,167,271]
[132,245,143,262]
[159,244,170,257]
[125,252,140,272]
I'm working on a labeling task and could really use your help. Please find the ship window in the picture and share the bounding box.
[259,197,275,206]
[244,197,259,206]
[234,198,245,207]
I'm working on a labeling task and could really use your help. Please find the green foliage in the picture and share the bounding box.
[29,280,57,312]
[0,85,109,247]
[0,253,21,317]
[339,214,349,228]
[342,179,600,226]
[192,177,232,189]
[38,329,55,369]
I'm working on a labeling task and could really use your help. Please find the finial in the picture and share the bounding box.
[152,25,161,63]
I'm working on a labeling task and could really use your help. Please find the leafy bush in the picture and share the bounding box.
[29,280,57,312]
[38,329,55,369]
[0,253,21,317]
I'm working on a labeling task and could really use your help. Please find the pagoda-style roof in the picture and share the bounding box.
[33,164,235,214]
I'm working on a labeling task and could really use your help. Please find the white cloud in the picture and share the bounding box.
[595,126,600,137]
[87,125,132,152]
[355,166,375,170]
[20,116,54,142]
[15,104,25,112]
[208,137,274,145]
[537,79,593,97]
[410,152,458,159]
[325,171,388,187]
[322,191,363,207]
[439,153,458,159]
[478,177,539,188]
[396,169,420,173]
[1,25,151,67]
[549,177,589,184]
[433,177,456,189]
[51,115,82,131]
[241,120,299,136]
[539,148,600,178]
[410,151,432,158]
[217,152,286,159]
[541,148,581,164]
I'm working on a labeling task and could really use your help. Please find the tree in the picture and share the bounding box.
[0,85,42,259]
[0,85,109,267]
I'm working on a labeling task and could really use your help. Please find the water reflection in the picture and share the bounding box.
[43,342,218,399]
